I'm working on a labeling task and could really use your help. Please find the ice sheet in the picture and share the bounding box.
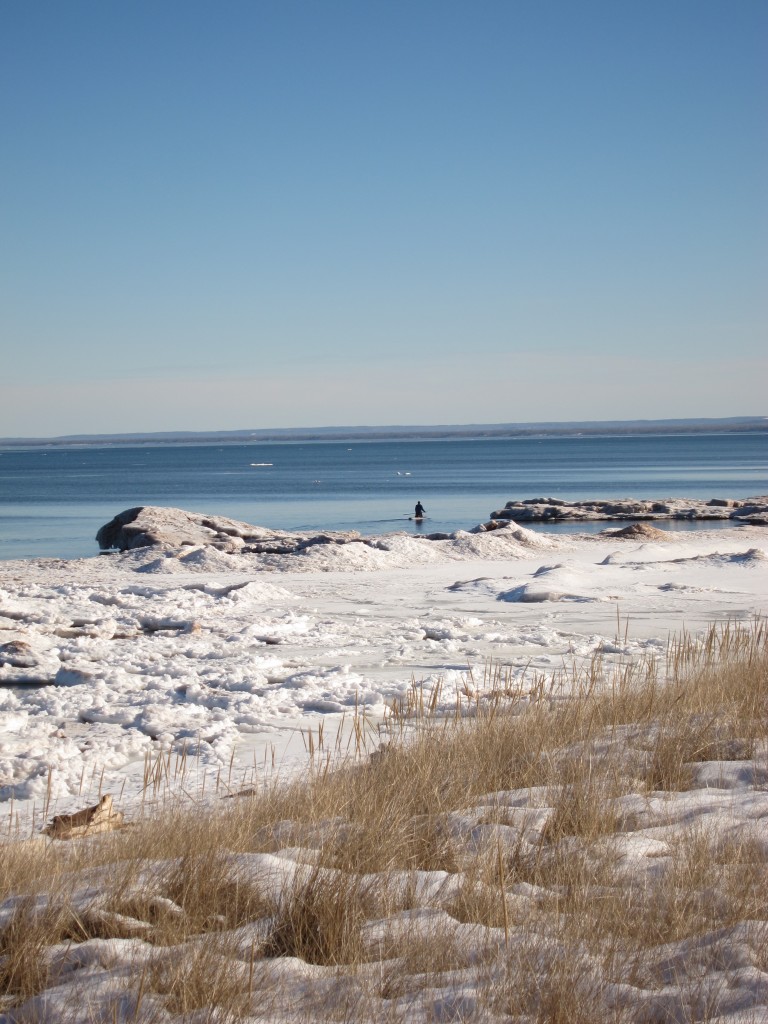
[1,523,766,829]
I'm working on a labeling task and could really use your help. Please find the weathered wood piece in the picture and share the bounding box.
[43,793,124,840]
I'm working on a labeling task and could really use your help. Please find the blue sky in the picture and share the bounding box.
[1,0,765,436]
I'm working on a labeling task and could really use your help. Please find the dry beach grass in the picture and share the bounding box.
[1,620,767,1021]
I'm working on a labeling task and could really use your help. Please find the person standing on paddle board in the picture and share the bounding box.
[414,501,426,519]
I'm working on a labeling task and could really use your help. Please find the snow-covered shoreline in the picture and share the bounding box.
[1,509,766,836]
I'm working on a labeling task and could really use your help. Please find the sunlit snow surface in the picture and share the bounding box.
[0,523,766,823]
[1,521,768,1022]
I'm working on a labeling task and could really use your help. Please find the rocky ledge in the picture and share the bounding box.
[97,506,407,554]
[489,497,768,525]
[96,499,768,556]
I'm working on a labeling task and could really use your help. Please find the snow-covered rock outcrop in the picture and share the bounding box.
[490,496,768,524]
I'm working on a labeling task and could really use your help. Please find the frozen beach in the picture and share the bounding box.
[1,506,766,828]
[1,506,768,1022]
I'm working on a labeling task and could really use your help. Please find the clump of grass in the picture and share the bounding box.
[540,755,623,844]
[492,942,629,1024]
[160,848,270,940]
[262,864,374,966]
[149,939,254,1021]
[320,810,461,875]
[0,839,72,903]
[642,713,755,792]
[446,864,511,931]
[619,825,768,953]
[0,896,59,1001]
[379,927,470,1001]
[0,893,95,1001]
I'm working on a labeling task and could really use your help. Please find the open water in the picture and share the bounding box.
[0,432,766,560]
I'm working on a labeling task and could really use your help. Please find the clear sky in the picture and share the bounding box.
[1,0,766,437]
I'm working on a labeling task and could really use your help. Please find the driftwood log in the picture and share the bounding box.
[43,793,124,840]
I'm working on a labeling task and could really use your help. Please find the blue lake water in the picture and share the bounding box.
[0,432,766,560]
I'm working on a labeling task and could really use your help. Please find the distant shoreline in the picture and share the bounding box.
[1,416,766,449]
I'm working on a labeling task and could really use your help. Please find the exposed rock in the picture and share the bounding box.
[97,506,366,554]
[95,498,767,561]
[521,497,568,506]
[43,793,124,840]
[489,496,768,525]
[96,506,146,549]
[603,523,670,541]
[0,640,38,667]
[97,506,271,552]
[735,513,768,526]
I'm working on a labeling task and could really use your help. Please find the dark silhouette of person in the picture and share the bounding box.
[414,502,426,519]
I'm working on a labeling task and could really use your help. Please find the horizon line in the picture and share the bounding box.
[1,415,766,447]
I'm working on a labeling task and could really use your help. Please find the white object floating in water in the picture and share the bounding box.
[250,463,273,467]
